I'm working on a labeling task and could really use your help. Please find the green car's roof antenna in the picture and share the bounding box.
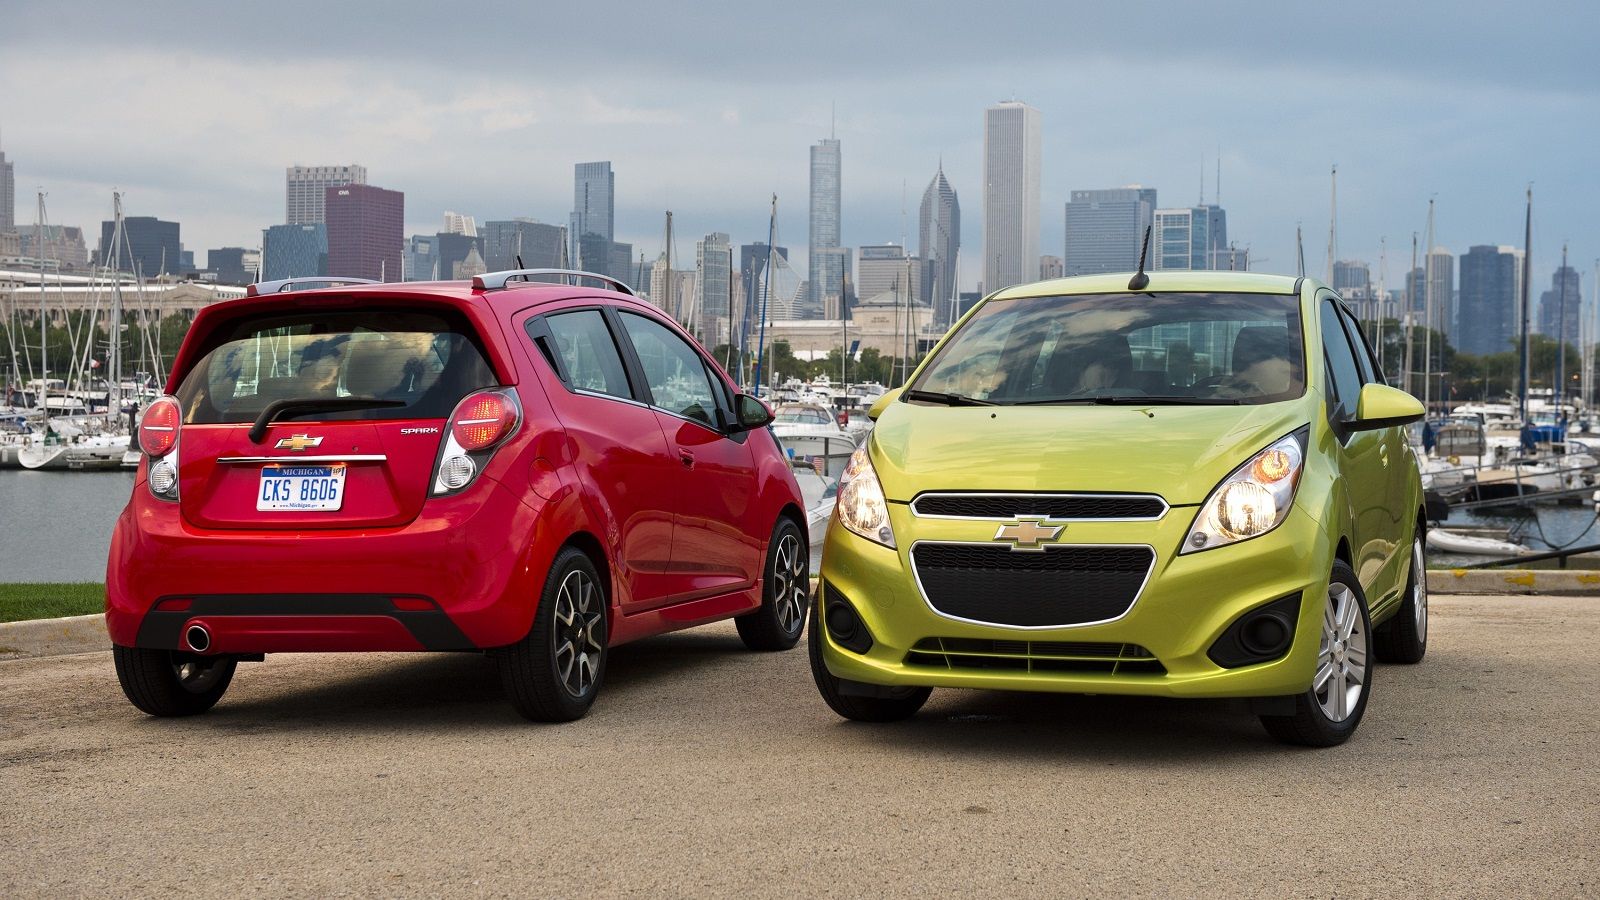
[1128,224,1152,291]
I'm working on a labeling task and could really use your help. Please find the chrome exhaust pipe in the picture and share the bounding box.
[185,623,212,654]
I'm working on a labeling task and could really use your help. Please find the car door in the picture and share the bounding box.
[613,309,762,601]
[1320,296,1389,591]
[1338,305,1409,600]
[521,306,679,611]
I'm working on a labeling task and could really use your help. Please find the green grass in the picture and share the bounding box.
[0,583,105,623]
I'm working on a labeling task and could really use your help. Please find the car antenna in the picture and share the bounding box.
[1128,225,1152,290]
[515,254,524,269]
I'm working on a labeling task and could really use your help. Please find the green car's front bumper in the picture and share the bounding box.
[817,501,1332,699]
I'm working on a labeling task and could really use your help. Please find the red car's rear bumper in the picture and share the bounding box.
[106,476,550,652]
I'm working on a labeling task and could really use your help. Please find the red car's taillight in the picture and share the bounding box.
[432,388,522,496]
[451,391,518,451]
[139,396,181,457]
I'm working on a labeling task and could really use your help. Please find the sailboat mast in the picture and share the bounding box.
[1404,233,1416,397]
[37,191,47,425]
[110,192,125,422]
[664,211,673,320]
[1326,165,1337,284]
[1519,187,1532,424]
[1423,199,1434,415]
[752,195,776,393]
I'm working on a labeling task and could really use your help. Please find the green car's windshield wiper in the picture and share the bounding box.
[1009,395,1247,406]
[902,389,996,407]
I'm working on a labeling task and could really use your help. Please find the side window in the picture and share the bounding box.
[1320,299,1363,418]
[1339,309,1384,385]
[537,310,632,399]
[617,312,719,428]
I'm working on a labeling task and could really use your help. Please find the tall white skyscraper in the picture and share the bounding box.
[695,231,732,339]
[982,101,1041,294]
[442,211,477,237]
[808,137,842,316]
[570,161,615,273]
[918,164,960,323]
[285,164,367,225]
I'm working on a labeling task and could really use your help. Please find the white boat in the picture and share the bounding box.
[1426,529,1531,557]
[789,461,838,568]
[771,403,856,478]
[17,432,68,470]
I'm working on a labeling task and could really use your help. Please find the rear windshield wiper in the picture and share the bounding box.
[902,389,996,407]
[248,397,407,443]
[1010,395,1247,406]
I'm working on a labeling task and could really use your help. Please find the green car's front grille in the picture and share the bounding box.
[904,637,1167,676]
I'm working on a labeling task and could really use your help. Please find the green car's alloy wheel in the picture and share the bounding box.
[808,593,932,722]
[1260,560,1372,747]
[499,547,607,722]
[113,646,237,717]
[735,518,809,651]
[1374,534,1428,664]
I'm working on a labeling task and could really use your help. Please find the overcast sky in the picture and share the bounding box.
[3,0,1597,293]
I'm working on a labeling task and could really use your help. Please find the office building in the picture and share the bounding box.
[609,242,633,288]
[456,244,487,279]
[856,244,922,310]
[1427,248,1455,336]
[263,224,327,281]
[0,146,13,231]
[808,137,843,314]
[433,232,478,281]
[1039,255,1064,280]
[695,232,732,321]
[1063,186,1156,276]
[982,100,1041,293]
[207,247,255,285]
[286,164,366,225]
[481,219,566,271]
[1333,260,1370,295]
[325,184,403,282]
[19,225,90,269]
[570,161,615,274]
[404,234,438,281]
[1538,265,1583,344]
[1456,245,1520,355]
[441,211,477,236]
[1151,206,1229,271]
[98,216,180,277]
[918,164,960,318]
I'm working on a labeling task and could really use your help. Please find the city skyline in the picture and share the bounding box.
[0,1,1595,293]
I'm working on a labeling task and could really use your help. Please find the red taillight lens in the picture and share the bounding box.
[139,396,181,457]
[450,391,517,451]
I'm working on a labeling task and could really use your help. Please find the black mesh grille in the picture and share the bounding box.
[905,637,1166,676]
[912,494,1166,520]
[911,543,1154,627]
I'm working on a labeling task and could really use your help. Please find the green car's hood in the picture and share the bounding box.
[869,400,1310,506]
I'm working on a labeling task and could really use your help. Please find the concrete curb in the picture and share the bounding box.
[1427,568,1600,596]
[0,614,107,661]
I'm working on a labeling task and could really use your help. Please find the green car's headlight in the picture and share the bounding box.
[1182,428,1309,554]
[837,445,896,549]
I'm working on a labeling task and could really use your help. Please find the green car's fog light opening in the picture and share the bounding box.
[1207,592,1303,668]
[822,582,874,655]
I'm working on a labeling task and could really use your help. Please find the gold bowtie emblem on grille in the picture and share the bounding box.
[274,434,323,451]
[994,517,1065,551]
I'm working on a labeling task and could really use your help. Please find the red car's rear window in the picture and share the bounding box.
[174,309,496,424]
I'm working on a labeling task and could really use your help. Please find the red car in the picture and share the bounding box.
[107,269,811,721]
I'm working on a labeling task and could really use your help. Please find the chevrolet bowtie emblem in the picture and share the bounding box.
[274,434,323,451]
[994,517,1065,551]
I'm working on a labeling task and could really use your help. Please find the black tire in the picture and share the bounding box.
[112,646,236,717]
[1374,532,1428,664]
[807,594,930,722]
[1259,560,1374,747]
[498,547,607,722]
[736,517,810,651]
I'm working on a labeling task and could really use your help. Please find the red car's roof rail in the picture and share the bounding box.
[246,276,379,297]
[472,268,635,296]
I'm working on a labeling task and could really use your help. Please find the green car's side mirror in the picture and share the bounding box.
[868,387,903,421]
[1349,383,1425,431]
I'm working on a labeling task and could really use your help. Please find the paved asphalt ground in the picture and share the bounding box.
[2,595,1596,898]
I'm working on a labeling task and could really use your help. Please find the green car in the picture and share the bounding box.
[809,272,1427,746]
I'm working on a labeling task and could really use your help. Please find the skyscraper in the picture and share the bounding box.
[982,100,1041,293]
[285,164,366,225]
[1039,256,1064,280]
[98,216,180,277]
[1456,245,1520,355]
[1063,186,1156,276]
[570,161,615,275]
[325,184,403,282]
[856,244,922,306]
[1152,206,1229,271]
[0,145,14,231]
[441,211,477,236]
[481,219,566,271]
[695,232,732,322]
[263,224,327,281]
[1426,248,1455,337]
[918,164,960,321]
[404,234,438,281]
[808,137,843,315]
[1332,260,1371,295]
[1538,264,1583,343]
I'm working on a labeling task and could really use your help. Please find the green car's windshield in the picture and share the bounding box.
[910,292,1305,406]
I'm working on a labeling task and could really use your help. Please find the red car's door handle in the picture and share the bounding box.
[679,449,695,468]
